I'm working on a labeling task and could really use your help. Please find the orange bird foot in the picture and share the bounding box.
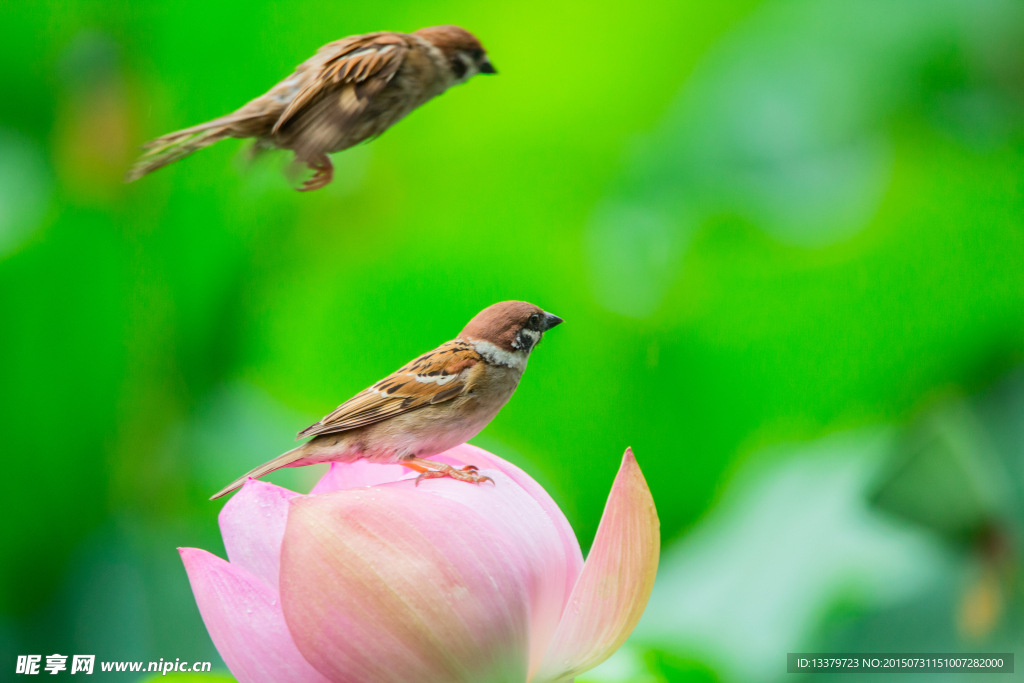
[401,458,494,486]
[297,154,334,192]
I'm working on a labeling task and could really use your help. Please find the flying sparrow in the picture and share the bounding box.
[126,25,496,191]
[211,301,562,499]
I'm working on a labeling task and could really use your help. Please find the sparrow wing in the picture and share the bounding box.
[272,32,411,137]
[297,340,481,439]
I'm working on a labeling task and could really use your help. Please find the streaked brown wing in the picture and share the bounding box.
[272,32,411,136]
[297,340,481,439]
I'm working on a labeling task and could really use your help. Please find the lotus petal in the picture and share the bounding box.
[532,449,659,683]
[384,469,574,677]
[311,460,414,494]
[279,485,532,683]
[436,444,585,600]
[219,479,299,588]
[179,547,331,683]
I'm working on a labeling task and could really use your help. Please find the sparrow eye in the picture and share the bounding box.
[470,48,485,61]
[528,313,540,329]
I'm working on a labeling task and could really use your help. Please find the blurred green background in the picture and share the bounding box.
[2,0,1024,680]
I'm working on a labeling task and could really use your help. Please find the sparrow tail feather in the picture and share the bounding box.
[124,124,234,183]
[209,444,307,500]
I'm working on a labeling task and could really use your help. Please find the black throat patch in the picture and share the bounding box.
[450,56,468,80]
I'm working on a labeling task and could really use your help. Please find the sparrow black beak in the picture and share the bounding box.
[543,313,564,330]
[479,60,497,75]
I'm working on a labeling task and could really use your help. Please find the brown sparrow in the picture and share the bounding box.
[126,25,496,191]
[211,301,562,499]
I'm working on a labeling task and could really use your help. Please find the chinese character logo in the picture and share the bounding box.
[16,655,41,674]
[44,654,68,675]
[71,655,95,674]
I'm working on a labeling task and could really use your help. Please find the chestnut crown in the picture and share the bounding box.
[460,301,563,353]
[414,25,497,81]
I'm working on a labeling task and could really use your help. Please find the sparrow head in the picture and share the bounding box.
[459,301,563,365]
[414,25,497,83]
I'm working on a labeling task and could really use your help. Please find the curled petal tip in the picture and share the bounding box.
[533,449,660,682]
[218,478,302,589]
[178,546,201,560]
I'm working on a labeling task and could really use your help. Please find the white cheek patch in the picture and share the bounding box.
[458,56,479,83]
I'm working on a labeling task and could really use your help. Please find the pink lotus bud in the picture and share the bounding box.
[180,445,659,683]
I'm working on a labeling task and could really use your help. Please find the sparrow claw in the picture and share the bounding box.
[414,469,442,486]
[458,464,494,485]
[296,154,334,192]
[410,461,493,486]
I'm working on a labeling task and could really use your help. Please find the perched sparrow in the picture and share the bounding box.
[211,301,562,499]
[126,25,496,191]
